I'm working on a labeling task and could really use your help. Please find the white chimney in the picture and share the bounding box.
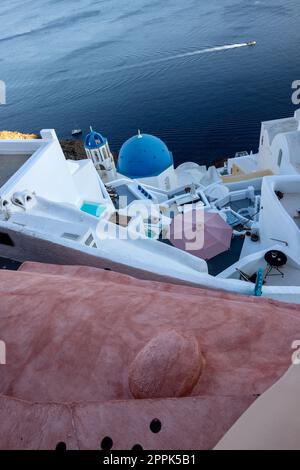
[294,109,300,131]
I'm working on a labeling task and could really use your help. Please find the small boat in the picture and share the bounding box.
[71,129,82,136]
[247,41,257,46]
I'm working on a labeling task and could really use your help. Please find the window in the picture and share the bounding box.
[277,149,283,167]
[0,232,14,246]
[261,135,264,146]
[62,232,80,241]
[85,234,94,246]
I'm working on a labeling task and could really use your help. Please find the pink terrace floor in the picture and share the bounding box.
[0,262,300,450]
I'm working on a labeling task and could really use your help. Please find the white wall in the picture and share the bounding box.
[259,176,300,262]
[257,121,300,175]
[268,134,297,175]
[138,166,178,191]
[70,160,104,205]
[257,124,274,172]
[0,133,80,205]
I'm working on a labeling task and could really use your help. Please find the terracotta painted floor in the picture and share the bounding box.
[0,262,300,450]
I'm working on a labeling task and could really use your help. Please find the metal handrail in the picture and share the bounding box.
[269,238,288,246]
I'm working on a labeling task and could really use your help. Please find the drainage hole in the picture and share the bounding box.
[150,418,161,434]
[101,436,113,450]
[131,444,144,451]
[55,441,67,451]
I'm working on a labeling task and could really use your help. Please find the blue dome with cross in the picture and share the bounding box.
[117,132,173,179]
[85,127,107,150]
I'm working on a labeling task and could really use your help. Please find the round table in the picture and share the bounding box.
[264,250,287,267]
[264,250,287,278]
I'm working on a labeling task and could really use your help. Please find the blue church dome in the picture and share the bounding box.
[117,132,173,179]
[85,127,107,150]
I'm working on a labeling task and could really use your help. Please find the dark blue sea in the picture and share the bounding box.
[0,0,299,165]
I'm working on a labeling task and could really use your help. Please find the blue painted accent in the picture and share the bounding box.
[254,268,264,296]
[117,133,173,178]
[146,228,156,239]
[80,201,107,218]
[137,183,153,200]
[84,129,107,149]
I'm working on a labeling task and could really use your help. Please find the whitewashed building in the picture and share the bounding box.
[226,109,300,178]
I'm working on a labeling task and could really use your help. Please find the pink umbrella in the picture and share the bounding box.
[169,210,233,260]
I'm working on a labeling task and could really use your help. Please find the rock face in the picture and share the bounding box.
[129,330,204,399]
[60,140,87,161]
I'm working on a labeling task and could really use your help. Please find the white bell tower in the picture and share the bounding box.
[84,126,116,182]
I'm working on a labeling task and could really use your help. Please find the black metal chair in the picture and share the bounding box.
[236,268,259,284]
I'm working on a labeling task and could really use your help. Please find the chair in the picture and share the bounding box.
[236,269,258,283]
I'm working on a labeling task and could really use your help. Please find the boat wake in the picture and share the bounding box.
[158,42,249,61]
[107,43,250,73]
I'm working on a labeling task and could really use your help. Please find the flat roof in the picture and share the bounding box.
[0,153,31,188]
[262,117,298,144]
